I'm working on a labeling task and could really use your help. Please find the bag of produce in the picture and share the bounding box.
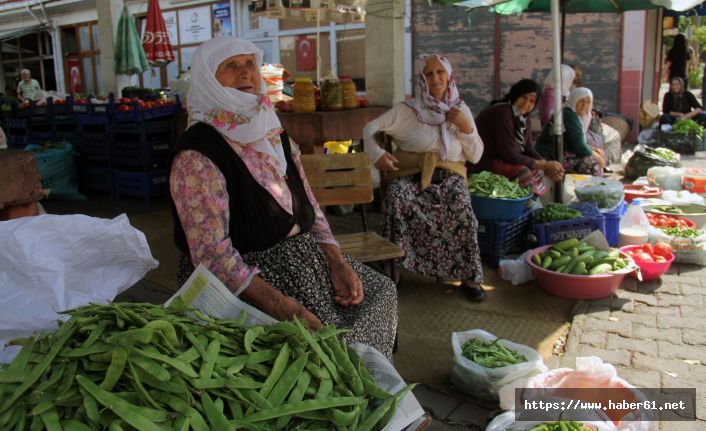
[25,142,85,200]
[648,225,706,266]
[660,190,705,206]
[498,357,652,431]
[646,166,684,191]
[485,410,618,431]
[575,178,624,210]
[624,146,680,179]
[450,329,546,400]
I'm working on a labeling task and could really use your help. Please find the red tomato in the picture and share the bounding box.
[632,251,655,263]
[117,104,131,112]
[654,255,667,263]
[639,243,656,258]
[654,242,673,258]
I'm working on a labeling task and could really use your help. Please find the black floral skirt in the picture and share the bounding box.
[178,232,398,359]
[382,174,484,284]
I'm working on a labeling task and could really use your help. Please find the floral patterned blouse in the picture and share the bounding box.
[170,132,338,294]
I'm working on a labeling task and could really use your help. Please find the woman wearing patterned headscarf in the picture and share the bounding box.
[363,54,487,301]
[169,37,397,358]
[474,79,564,194]
[536,87,604,176]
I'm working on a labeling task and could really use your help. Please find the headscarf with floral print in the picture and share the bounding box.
[566,87,593,134]
[404,54,463,160]
[187,37,287,177]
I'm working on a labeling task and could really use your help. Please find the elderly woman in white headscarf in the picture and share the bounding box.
[536,87,604,176]
[363,54,487,302]
[539,64,578,127]
[169,37,397,358]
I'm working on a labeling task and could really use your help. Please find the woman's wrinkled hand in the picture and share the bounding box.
[329,262,364,307]
[374,152,399,172]
[446,107,472,134]
[273,294,323,331]
[593,150,606,169]
[538,159,564,182]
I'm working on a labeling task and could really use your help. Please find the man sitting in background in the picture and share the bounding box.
[16,69,46,106]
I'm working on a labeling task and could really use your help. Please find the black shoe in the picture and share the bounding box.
[462,283,487,302]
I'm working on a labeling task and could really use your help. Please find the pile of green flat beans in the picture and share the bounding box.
[0,300,413,430]
[525,421,593,431]
[461,338,527,369]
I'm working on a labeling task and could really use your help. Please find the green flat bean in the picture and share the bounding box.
[244,396,367,422]
[100,346,127,391]
[259,342,290,398]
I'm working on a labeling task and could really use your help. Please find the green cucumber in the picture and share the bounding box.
[552,238,579,251]
[549,255,572,270]
[589,263,613,275]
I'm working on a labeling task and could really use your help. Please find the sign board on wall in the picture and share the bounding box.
[212,3,232,37]
[163,11,178,45]
[178,5,212,44]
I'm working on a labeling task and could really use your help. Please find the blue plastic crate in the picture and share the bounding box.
[6,118,28,129]
[79,162,114,194]
[534,202,606,246]
[114,169,168,204]
[602,199,627,247]
[112,139,170,169]
[76,139,111,163]
[477,209,531,257]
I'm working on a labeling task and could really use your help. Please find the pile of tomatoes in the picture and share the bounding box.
[646,213,694,228]
[623,242,673,263]
[116,97,177,112]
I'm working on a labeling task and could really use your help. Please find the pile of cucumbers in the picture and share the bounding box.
[531,238,630,276]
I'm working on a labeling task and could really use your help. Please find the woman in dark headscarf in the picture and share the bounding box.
[660,76,706,126]
[474,79,564,195]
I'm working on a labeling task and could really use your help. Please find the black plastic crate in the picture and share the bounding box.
[6,117,28,130]
[112,139,170,169]
[114,169,168,204]
[79,162,114,194]
[476,209,531,258]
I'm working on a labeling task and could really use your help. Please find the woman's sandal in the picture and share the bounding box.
[461,282,487,302]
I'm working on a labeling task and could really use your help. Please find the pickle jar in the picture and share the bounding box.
[292,77,316,113]
[339,75,358,109]
[320,77,343,111]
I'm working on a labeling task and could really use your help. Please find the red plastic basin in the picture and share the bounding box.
[526,245,633,300]
[623,184,662,203]
[619,245,674,281]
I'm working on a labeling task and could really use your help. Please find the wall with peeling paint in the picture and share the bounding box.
[413,2,621,117]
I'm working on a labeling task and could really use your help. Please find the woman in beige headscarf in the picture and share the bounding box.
[169,37,397,358]
[364,54,487,301]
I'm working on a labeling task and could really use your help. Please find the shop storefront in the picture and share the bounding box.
[0,26,55,96]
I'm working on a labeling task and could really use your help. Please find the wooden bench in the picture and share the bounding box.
[300,152,404,280]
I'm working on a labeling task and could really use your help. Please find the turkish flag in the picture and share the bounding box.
[295,36,316,71]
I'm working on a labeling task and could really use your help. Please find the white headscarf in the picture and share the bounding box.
[544,64,576,98]
[404,54,463,160]
[566,87,593,133]
[187,37,286,176]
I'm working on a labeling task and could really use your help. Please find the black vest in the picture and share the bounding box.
[169,122,315,255]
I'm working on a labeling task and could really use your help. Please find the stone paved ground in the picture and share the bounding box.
[416,152,706,430]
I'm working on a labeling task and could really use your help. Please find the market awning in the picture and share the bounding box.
[0,24,47,43]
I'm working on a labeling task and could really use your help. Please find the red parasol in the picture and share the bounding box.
[142,0,175,66]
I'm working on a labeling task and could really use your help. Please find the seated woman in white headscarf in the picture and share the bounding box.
[363,54,487,302]
[169,37,397,358]
[539,64,578,127]
[535,87,605,176]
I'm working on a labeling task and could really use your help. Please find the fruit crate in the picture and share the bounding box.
[477,209,531,259]
[533,202,606,246]
[111,96,182,123]
[75,138,110,163]
[114,169,168,204]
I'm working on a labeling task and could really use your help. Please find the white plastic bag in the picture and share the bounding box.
[0,214,158,363]
[647,166,684,191]
[498,357,652,431]
[498,250,535,286]
[450,329,547,400]
[648,226,706,266]
[485,410,618,431]
[660,190,705,206]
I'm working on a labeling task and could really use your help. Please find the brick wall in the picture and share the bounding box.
[412,3,622,115]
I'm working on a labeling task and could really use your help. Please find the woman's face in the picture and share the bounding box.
[670,79,682,93]
[215,54,261,94]
[512,92,537,115]
[575,96,591,116]
[423,57,449,101]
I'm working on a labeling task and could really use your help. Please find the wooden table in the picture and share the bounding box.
[277,106,389,154]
